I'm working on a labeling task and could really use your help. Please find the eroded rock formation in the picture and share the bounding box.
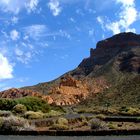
[46,75,89,105]
[0,88,41,99]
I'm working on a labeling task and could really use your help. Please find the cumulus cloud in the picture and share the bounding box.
[10,30,20,41]
[48,0,62,16]
[0,0,39,14]
[0,53,13,80]
[106,0,138,34]
[97,0,138,34]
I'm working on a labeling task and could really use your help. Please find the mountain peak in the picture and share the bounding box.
[78,32,140,76]
[96,32,140,50]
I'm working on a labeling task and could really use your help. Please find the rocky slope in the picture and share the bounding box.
[1,32,140,106]
[0,88,41,99]
[72,32,140,77]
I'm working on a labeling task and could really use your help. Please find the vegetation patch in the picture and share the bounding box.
[12,104,27,114]
[24,111,44,119]
[0,116,34,131]
[0,97,50,113]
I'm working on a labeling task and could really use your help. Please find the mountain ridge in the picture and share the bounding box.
[1,32,140,106]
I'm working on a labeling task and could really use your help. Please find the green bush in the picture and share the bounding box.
[12,104,27,114]
[24,111,44,119]
[0,99,16,110]
[0,97,50,113]
[15,96,50,113]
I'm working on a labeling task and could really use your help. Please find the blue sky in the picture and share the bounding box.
[0,0,140,90]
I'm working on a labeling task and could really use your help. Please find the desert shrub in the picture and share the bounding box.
[0,111,12,117]
[0,99,16,110]
[15,96,50,113]
[119,107,140,116]
[119,106,129,112]
[96,114,106,120]
[44,110,63,118]
[49,117,69,130]
[0,115,34,131]
[79,115,86,121]
[127,107,140,115]
[24,111,44,119]
[0,117,3,129]
[80,119,88,126]
[56,117,68,125]
[107,108,119,115]
[108,122,117,129]
[89,118,103,130]
[12,104,27,114]
[51,105,65,113]
[49,124,69,130]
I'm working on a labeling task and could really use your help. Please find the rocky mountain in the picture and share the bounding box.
[1,32,140,106]
[72,32,140,77]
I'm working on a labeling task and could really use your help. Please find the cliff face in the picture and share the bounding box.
[1,32,140,106]
[76,32,140,76]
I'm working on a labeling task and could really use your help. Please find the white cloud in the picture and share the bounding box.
[0,53,13,80]
[23,24,47,40]
[116,0,134,6]
[15,48,32,64]
[106,0,138,34]
[97,0,138,34]
[11,16,18,24]
[106,22,121,34]
[15,48,23,56]
[0,0,39,14]
[25,0,39,13]
[10,29,20,41]
[58,29,71,39]
[48,0,62,16]
[97,16,105,31]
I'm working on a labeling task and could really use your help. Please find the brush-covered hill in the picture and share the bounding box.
[1,32,140,107]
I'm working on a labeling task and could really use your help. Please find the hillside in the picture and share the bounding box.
[1,32,140,107]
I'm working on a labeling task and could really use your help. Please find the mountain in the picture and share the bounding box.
[1,32,140,107]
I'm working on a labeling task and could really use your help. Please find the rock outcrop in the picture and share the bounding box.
[0,76,89,106]
[0,88,42,99]
[46,75,89,105]
[75,32,140,76]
